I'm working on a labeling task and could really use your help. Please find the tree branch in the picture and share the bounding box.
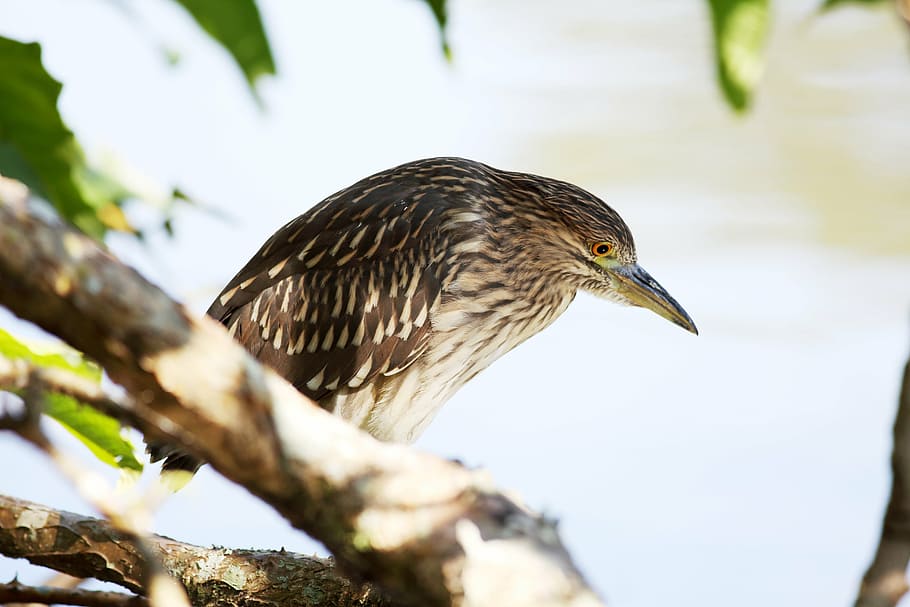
[0,356,145,430]
[0,178,603,606]
[0,580,147,607]
[856,344,910,607]
[0,350,191,607]
[0,494,390,607]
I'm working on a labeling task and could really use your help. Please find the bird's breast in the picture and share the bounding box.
[351,280,574,443]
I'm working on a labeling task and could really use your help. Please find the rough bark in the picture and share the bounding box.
[855,346,910,607]
[0,494,387,607]
[0,580,148,607]
[0,176,603,607]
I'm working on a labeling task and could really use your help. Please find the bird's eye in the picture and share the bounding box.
[591,242,614,257]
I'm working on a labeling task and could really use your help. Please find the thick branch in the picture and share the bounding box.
[0,178,603,606]
[0,494,388,607]
[856,346,910,607]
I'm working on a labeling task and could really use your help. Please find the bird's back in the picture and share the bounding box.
[151,157,582,470]
[206,159,507,434]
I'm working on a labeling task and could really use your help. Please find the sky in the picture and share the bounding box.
[2,1,910,605]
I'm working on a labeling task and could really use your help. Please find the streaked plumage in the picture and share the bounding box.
[151,157,696,472]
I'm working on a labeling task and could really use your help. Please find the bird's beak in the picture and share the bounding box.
[609,263,698,335]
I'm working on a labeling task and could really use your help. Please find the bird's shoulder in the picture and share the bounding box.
[219,259,441,401]
[209,158,495,319]
[207,158,493,401]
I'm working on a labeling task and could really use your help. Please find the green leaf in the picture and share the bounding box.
[0,329,143,471]
[170,0,276,96]
[0,37,108,237]
[0,36,193,240]
[819,0,888,10]
[45,393,143,471]
[706,0,770,112]
[420,0,451,60]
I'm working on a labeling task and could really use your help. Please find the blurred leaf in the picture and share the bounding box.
[0,329,143,471]
[104,0,185,67]
[90,150,202,239]
[420,0,451,60]
[820,0,888,9]
[170,0,276,96]
[163,46,182,66]
[0,328,101,383]
[706,0,770,112]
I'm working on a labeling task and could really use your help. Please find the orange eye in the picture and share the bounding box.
[591,242,614,257]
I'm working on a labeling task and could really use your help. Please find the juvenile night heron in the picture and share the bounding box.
[151,157,696,472]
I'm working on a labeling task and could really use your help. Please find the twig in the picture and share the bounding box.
[3,573,84,607]
[0,580,147,607]
[856,347,910,607]
[0,364,190,607]
[0,356,130,424]
[0,352,199,455]
[0,360,43,441]
[0,355,201,519]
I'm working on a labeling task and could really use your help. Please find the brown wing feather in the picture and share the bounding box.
[205,160,477,408]
[207,163,455,320]
[152,158,498,470]
[218,261,440,404]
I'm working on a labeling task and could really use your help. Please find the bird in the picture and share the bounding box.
[149,157,696,473]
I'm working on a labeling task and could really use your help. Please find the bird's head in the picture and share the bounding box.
[518,175,699,335]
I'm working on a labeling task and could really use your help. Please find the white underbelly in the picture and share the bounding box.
[329,292,574,443]
[366,361,449,442]
[324,356,457,443]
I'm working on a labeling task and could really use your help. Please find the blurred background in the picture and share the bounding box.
[1,0,909,605]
